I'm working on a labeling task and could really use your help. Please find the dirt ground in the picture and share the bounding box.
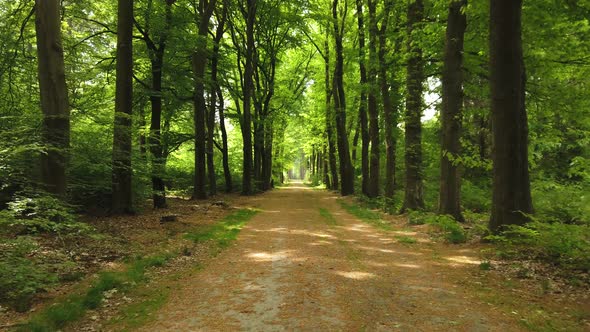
[135,181,586,331]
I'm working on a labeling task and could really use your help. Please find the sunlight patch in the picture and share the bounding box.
[444,256,481,265]
[392,263,421,269]
[335,271,376,280]
[247,251,291,262]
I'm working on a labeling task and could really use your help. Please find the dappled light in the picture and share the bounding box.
[334,271,376,280]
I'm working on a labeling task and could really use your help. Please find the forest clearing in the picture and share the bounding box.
[1,0,590,330]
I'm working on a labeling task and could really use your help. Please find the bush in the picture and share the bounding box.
[0,237,57,312]
[487,220,590,270]
[0,193,93,234]
[461,179,491,212]
[532,180,590,224]
[407,211,467,244]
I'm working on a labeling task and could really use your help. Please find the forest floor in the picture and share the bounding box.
[4,182,589,331]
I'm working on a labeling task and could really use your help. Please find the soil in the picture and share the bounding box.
[136,182,589,331]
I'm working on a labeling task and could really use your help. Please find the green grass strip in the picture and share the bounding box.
[319,208,338,226]
[184,208,258,248]
[19,253,173,332]
[338,200,392,231]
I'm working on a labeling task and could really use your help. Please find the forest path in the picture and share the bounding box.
[142,181,523,331]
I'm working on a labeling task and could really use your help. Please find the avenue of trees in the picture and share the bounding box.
[0,0,589,245]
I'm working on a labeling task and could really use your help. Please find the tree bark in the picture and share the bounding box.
[35,0,70,198]
[332,0,355,196]
[378,0,396,199]
[489,0,533,232]
[355,0,370,196]
[241,0,256,195]
[324,33,339,190]
[439,0,467,221]
[192,0,216,200]
[367,0,380,198]
[111,0,134,214]
[402,0,425,211]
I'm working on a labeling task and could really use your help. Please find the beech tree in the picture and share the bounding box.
[489,0,533,232]
[439,0,467,222]
[34,0,70,197]
[112,0,134,214]
[402,0,425,211]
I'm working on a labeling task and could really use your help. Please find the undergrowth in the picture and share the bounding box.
[19,253,173,332]
[407,211,467,244]
[337,200,392,230]
[184,208,258,248]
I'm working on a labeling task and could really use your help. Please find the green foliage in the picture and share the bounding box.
[532,180,590,224]
[338,200,392,230]
[319,208,338,226]
[185,209,258,248]
[407,211,467,244]
[487,221,590,271]
[0,237,57,312]
[21,253,173,331]
[461,180,491,212]
[394,235,417,244]
[0,194,93,234]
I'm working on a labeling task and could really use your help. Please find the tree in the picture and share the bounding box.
[355,0,370,195]
[439,0,467,222]
[366,0,380,198]
[332,0,355,196]
[192,0,217,200]
[379,0,398,198]
[402,0,425,211]
[34,0,70,197]
[241,0,256,195]
[489,0,533,232]
[135,0,174,209]
[112,0,134,214]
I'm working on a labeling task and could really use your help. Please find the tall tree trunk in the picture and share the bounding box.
[217,86,233,192]
[367,0,380,198]
[192,0,217,200]
[209,5,227,195]
[489,0,533,232]
[150,55,168,208]
[332,0,355,196]
[439,0,467,221]
[112,0,134,214]
[402,0,425,211]
[379,0,396,199]
[35,0,70,197]
[241,0,256,195]
[145,2,173,209]
[262,121,273,190]
[355,0,370,195]
[324,33,339,190]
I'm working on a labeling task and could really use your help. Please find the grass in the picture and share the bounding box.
[19,253,173,332]
[108,288,170,331]
[184,208,259,248]
[19,209,258,332]
[394,235,417,244]
[319,208,338,226]
[337,200,392,230]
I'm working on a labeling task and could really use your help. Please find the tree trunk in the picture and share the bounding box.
[150,56,168,208]
[35,0,70,198]
[217,86,233,192]
[111,0,134,214]
[192,0,217,200]
[439,0,467,221]
[355,0,370,196]
[367,0,380,198]
[241,0,256,195]
[402,0,425,211]
[324,33,339,190]
[332,0,355,196]
[489,0,533,232]
[378,0,396,199]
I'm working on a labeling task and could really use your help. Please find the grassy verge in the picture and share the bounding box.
[184,208,258,248]
[319,208,338,226]
[19,254,173,332]
[337,200,392,231]
[19,208,258,332]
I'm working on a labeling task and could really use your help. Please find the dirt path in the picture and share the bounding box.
[142,182,523,331]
